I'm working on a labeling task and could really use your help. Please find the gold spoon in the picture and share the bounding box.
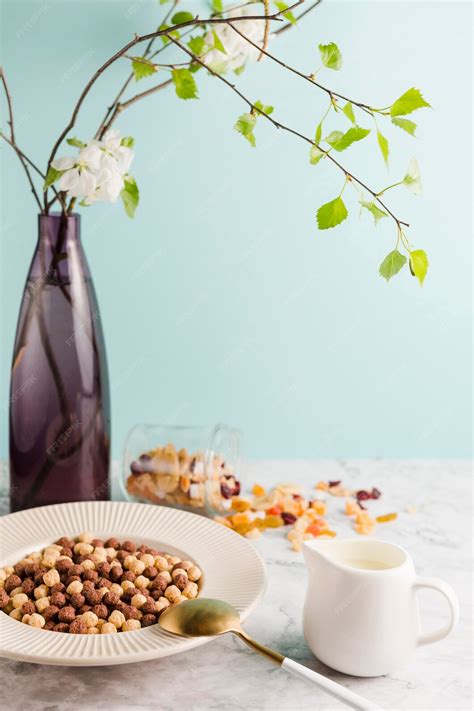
[159,598,382,711]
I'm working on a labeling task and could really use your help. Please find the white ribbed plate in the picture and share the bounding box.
[0,501,266,666]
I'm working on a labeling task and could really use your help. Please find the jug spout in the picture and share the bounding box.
[302,538,337,572]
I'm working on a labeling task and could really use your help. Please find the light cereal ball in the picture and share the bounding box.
[154,556,170,572]
[87,627,100,634]
[28,613,46,628]
[67,580,83,595]
[4,566,14,576]
[164,585,181,604]
[182,581,198,599]
[43,569,60,587]
[12,593,29,609]
[82,559,95,571]
[165,555,181,567]
[93,546,107,558]
[123,555,136,570]
[10,587,23,597]
[43,547,61,559]
[171,568,187,581]
[122,618,141,632]
[159,571,172,584]
[121,580,135,592]
[175,595,188,604]
[82,611,99,628]
[22,614,32,624]
[0,570,7,582]
[187,566,202,582]
[29,552,42,563]
[98,587,109,598]
[134,575,149,589]
[129,559,145,576]
[131,593,147,609]
[106,548,118,559]
[108,610,125,629]
[156,597,170,613]
[140,554,155,568]
[33,585,49,600]
[110,583,123,598]
[74,542,94,556]
[110,559,122,568]
[35,597,51,614]
[42,555,58,569]
[0,581,4,591]
[77,531,93,543]
[9,608,23,621]
[101,622,117,634]
[96,618,106,629]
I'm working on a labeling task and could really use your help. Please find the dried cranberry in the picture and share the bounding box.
[220,484,232,499]
[356,490,371,501]
[233,481,241,496]
[328,480,341,487]
[130,460,143,475]
[281,512,297,525]
[371,487,382,499]
[292,494,302,501]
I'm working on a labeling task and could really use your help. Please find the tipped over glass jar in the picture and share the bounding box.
[122,424,242,517]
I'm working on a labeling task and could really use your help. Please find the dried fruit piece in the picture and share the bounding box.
[263,514,284,528]
[252,484,265,497]
[371,487,382,499]
[266,506,282,516]
[231,498,252,512]
[318,529,337,537]
[310,500,326,515]
[356,490,371,501]
[376,512,397,523]
[281,512,297,525]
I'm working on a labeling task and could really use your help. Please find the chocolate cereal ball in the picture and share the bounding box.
[5,574,22,593]
[70,593,85,609]
[50,592,67,608]
[21,601,36,616]
[92,604,108,620]
[21,578,35,595]
[0,589,10,609]
[141,614,156,627]
[58,606,76,624]
[43,605,60,621]
[53,623,70,633]
[69,618,88,634]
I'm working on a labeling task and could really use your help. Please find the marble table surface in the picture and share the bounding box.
[0,460,472,711]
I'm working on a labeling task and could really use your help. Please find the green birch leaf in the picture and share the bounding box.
[254,100,274,115]
[66,137,85,148]
[121,136,135,148]
[409,249,429,285]
[212,29,227,54]
[121,176,139,218]
[43,166,64,191]
[159,24,180,44]
[379,250,406,280]
[377,130,389,165]
[131,57,157,81]
[171,11,195,24]
[316,196,348,229]
[274,1,297,24]
[325,126,370,151]
[309,145,324,165]
[359,200,388,225]
[342,102,356,123]
[234,112,257,147]
[390,88,431,117]
[391,117,417,136]
[188,36,206,55]
[171,68,198,99]
[212,0,223,12]
[315,121,323,143]
[234,64,246,75]
[318,42,342,70]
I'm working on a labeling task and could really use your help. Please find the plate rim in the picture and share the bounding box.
[0,500,267,666]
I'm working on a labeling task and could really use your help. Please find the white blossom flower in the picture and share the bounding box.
[203,5,267,73]
[52,144,102,198]
[403,157,422,195]
[52,129,135,205]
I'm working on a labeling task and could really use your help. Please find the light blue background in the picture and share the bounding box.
[1,1,472,459]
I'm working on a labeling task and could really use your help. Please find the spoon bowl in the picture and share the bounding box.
[159,598,241,637]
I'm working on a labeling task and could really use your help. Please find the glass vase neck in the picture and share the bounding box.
[39,212,80,245]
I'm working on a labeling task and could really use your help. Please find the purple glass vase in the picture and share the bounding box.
[9,213,110,511]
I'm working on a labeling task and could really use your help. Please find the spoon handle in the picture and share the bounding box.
[282,658,382,711]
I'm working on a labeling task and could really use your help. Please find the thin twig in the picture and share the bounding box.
[94,0,179,141]
[168,35,409,228]
[258,0,271,61]
[0,67,43,211]
[274,0,322,36]
[229,22,374,115]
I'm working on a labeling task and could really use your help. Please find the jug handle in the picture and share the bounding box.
[414,576,460,646]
